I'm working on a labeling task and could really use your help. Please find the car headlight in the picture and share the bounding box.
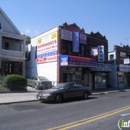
[42,93,51,96]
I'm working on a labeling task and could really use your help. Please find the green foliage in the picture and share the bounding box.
[3,74,27,90]
[23,34,31,45]
[0,84,10,92]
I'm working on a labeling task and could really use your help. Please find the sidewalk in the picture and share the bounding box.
[0,86,130,105]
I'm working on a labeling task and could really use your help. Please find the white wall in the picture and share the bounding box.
[37,62,57,81]
[108,51,116,60]
[26,27,58,83]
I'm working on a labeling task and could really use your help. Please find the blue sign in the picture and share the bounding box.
[72,32,80,52]
[37,50,57,59]
[60,55,68,66]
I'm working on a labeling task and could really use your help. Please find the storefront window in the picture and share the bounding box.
[68,67,81,82]
[118,72,127,87]
[95,72,107,89]
[61,67,82,83]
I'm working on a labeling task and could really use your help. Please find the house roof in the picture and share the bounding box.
[0,7,21,35]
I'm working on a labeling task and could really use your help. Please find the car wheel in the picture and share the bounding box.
[55,95,62,103]
[83,92,88,100]
[34,84,38,90]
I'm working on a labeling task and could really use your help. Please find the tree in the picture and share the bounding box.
[23,34,31,45]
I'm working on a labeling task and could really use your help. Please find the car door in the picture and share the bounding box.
[64,83,78,98]
[74,83,85,97]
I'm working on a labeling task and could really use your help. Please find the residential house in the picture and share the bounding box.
[0,8,26,76]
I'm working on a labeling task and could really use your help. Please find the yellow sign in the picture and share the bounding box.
[37,39,42,44]
[51,33,57,39]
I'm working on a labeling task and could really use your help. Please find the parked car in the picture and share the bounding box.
[27,76,52,90]
[36,82,92,103]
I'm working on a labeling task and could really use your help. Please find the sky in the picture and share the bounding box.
[1,0,130,51]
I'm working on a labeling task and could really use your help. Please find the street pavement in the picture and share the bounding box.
[0,86,130,105]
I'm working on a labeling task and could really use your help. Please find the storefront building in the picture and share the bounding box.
[108,45,130,88]
[91,63,112,89]
[26,23,110,89]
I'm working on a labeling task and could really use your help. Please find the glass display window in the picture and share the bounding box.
[95,72,107,89]
[118,72,127,88]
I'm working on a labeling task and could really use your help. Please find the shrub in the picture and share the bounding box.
[3,74,27,90]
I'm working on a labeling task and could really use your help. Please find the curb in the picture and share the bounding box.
[92,89,130,95]
[0,99,39,105]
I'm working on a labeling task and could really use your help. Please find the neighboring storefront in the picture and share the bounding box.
[91,63,112,89]
[118,64,130,88]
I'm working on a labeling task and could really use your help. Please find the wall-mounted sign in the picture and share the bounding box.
[91,48,98,56]
[119,64,130,72]
[72,32,80,52]
[124,58,130,64]
[60,29,86,44]
[59,55,97,67]
[80,33,86,44]
[61,29,72,41]
[91,63,112,71]
[36,31,57,64]
[98,45,104,62]
[60,55,68,66]
[120,52,126,57]
[64,25,85,34]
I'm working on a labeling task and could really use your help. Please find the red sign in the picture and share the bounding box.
[64,25,85,34]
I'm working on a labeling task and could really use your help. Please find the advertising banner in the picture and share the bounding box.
[72,32,80,52]
[98,45,104,62]
[36,31,57,64]
[61,29,72,41]
[61,29,86,44]
[59,55,97,67]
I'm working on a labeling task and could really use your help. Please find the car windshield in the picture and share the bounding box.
[38,76,49,81]
[52,83,67,90]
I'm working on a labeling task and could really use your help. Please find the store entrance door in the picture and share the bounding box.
[63,73,68,82]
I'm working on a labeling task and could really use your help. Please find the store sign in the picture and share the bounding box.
[68,55,97,67]
[64,25,85,34]
[72,32,80,52]
[98,45,104,62]
[124,58,130,64]
[91,48,98,56]
[91,63,112,71]
[79,33,86,44]
[120,52,126,57]
[60,55,68,66]
[61,29,86,44]
[61,29,72,41]
[59,55,97,67]
[36,31,57,64]
[119,64,130,72]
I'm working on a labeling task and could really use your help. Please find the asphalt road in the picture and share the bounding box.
[0,91,130,130]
